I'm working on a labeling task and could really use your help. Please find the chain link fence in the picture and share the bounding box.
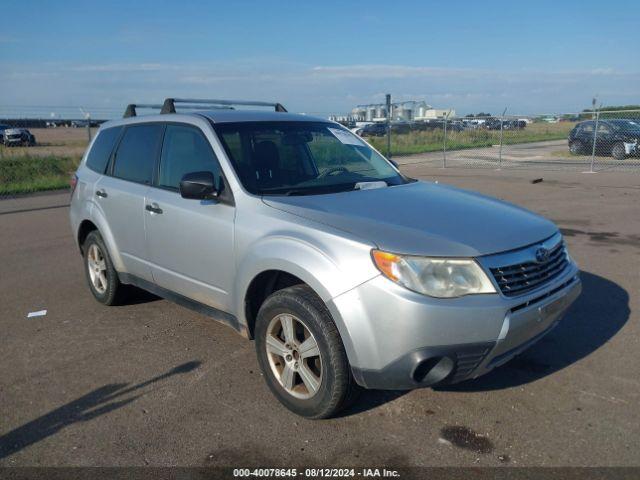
[1,105,639,199]
[356,109,640,172]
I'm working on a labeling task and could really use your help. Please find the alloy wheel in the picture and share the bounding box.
[87,243,108,294]
[265,313,323,399]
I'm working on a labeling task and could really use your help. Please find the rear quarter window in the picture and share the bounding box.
[85,126,122,173]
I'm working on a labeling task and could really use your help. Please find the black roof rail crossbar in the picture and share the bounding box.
[123,104,163,118]
[124,103,235,118]
[161,98,287,114]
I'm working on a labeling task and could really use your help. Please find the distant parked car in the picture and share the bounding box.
[568,119,640,160]
[505,120,527,130]
[390,122,412,134]
[360,123,388,137]
[482,119,526,131]
[483,118,505,130]
[71,120,100,128]
[0,124,11,145]
[447,120,464,132]
[3,128,36,147]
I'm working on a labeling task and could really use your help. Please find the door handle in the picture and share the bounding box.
[145,203,163,214]
[95,189,108,198]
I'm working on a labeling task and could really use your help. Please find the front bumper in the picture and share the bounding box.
[328,262,581,390]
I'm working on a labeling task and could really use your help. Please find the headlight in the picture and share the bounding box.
[372,250,496,298]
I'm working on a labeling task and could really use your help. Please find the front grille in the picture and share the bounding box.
[490,241,568,297]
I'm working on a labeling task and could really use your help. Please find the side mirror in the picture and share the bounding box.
[179,171,218,200]
[389,159,399,168]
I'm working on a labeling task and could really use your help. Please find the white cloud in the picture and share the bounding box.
[1,61,638,117]
[311,64,470,79]
[71,63,177,72]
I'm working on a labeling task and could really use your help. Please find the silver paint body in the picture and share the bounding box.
[70,110,581,385]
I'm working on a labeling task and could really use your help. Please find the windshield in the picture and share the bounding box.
[215,121,407,195]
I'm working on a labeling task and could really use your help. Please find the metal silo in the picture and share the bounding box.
[375,105,387,120]
[366,106,376,122]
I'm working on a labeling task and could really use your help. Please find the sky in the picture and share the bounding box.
[1,0,639,118]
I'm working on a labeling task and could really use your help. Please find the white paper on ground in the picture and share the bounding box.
[27,310,47,318]
[327,127,365,146]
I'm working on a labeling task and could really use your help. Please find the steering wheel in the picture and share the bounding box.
[318,166,349,178]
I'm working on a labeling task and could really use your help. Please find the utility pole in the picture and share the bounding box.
[386,94,391,158]
[442,110,452,168]
[589,103,602,173]
[86,116,92,142]
[498,107,507,169]
[79,107,92,142]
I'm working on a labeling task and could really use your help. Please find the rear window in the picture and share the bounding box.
[112,124,164,184]
[86,126,122,173]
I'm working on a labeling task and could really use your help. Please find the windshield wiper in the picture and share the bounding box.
[260,184,356,196]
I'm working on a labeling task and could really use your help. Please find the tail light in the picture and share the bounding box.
[70,174,78,198]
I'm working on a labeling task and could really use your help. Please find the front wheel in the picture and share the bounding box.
[611,142,627,160]
[255,285,360,418]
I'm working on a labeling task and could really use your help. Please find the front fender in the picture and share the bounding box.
[234,235,378,365]
[235,235,351,310]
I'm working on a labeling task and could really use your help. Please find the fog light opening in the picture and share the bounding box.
[412,356,454,385]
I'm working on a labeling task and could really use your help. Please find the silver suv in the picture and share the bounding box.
[70,98,581,418]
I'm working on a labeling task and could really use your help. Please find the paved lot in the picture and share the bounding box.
[1,167,639,467]
[397,139,640,171]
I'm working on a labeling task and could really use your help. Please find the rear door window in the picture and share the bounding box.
[581,122,594,134]
[112,124,164,184]
[158,124,222,190]
[86,126,122,173]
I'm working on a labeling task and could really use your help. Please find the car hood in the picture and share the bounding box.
[262,181,558,257]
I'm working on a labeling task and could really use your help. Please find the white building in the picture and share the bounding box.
[350,101,455,122]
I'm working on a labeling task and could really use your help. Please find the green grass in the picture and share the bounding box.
[0,154,81,196]
[368,122,575,156]
[0,122,578,196]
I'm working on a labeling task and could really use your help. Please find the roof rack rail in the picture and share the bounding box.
[160,98,287,114]
[123,102,236,118]
[123,104,163,118]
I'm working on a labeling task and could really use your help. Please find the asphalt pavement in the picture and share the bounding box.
[1,167,639,467]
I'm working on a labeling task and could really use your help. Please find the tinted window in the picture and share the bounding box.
[86,126,122,173]
[158,125,222,190]
[112,124,163,184]
[581,122,594,133]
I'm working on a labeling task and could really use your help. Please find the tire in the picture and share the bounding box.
[82,230,126,305]
[569,140,584,155]
[611,142,626,160]
[255,285,360,419]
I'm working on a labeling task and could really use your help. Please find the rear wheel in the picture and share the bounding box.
[611,142,627,160]
[83,230,126,305]
[569,140,584,155]
[255,285,360,418]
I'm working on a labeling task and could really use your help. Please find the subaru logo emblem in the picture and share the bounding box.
[535,247,550,263]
